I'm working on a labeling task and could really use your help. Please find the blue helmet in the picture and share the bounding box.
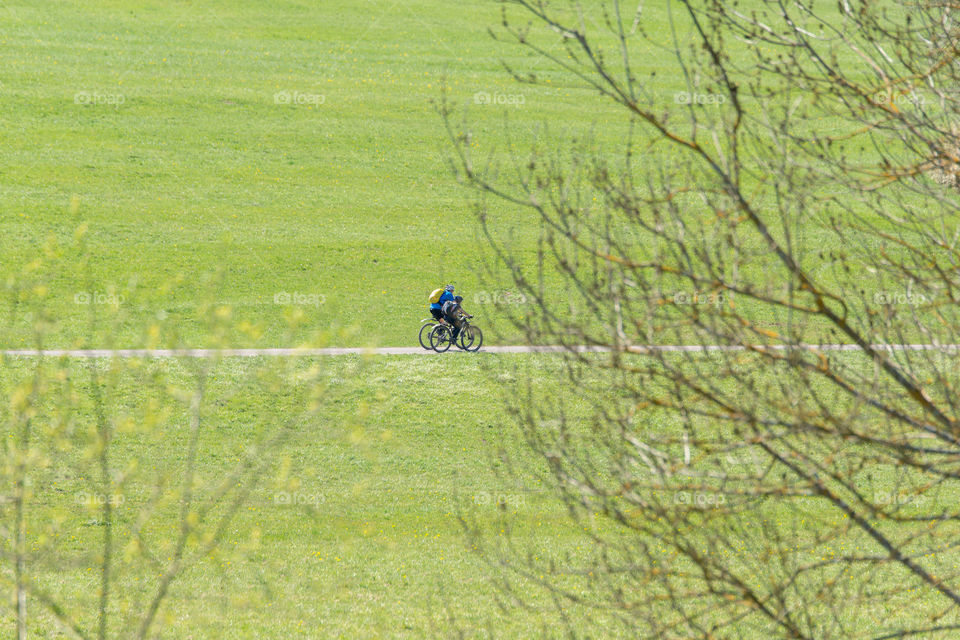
[445,284,455,292]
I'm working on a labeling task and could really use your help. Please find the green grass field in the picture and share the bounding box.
[5,0,863,350]
[0,0,645,349]
[4,351,956,638]
[2,0,955,638]
[3,0,940,352]
[0,4,632,632]
[0,354,627,638]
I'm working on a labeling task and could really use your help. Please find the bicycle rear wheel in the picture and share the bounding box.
[418,323,435,350]
[429,325,453,352]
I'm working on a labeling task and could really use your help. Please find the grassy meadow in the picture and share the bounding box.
[1,0,636,348]
[1,0,954,638]
[0,353,619,638]
[2,0,897,350]
[3,350,957,638]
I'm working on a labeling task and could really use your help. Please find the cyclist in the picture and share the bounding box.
[441,295,472,345]
[428,284,455,323]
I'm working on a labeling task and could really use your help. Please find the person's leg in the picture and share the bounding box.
[441,312,458,340]
[430,308,443,322]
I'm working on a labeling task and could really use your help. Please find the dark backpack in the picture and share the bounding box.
[442,300,460,318]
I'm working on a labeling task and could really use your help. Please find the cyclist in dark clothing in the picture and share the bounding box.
[441,295,471,344]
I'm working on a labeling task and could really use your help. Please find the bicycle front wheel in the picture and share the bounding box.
[429,325,452,353]
[460,325,483,352]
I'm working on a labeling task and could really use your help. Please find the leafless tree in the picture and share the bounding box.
[0,234,341,639]
[447,0,960,637]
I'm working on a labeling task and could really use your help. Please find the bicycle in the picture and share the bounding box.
[428,313,483,353]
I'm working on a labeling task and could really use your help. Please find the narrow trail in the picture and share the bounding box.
[3,344,958,357]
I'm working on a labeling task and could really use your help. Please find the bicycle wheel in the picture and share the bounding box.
[458,325,475,350]
[461,325,483,352]
[418,322,435,350]
[429,325,452,352]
